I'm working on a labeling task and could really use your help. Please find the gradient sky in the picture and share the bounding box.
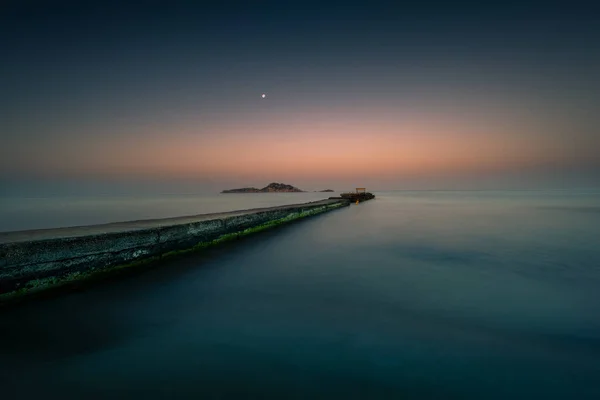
[2,0,599,191]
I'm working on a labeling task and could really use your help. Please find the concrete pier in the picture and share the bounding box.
[0,199,349,303]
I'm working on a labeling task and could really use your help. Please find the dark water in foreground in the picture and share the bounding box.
[1,190,600,399]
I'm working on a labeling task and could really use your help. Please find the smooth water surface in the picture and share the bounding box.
[1,190,600,398]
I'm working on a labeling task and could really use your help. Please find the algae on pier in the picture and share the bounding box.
[0,199,349,303]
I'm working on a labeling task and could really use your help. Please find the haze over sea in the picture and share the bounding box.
[1,189,600,398]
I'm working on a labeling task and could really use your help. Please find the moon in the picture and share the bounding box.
[261,94,266,99]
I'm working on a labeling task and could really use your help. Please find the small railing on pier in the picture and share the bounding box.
[329,188,375,203]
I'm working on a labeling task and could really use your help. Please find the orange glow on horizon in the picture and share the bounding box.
[21,109,590,182]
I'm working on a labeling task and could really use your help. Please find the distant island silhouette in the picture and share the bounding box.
[221,182,304,193]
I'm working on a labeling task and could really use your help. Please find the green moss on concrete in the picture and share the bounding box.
[0,201,347,305]
[0,255,164,303]
[159,202,343,260]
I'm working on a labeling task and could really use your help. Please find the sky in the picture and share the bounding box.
[1,0,599,192]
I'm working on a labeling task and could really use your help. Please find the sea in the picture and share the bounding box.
[1,189,600,399]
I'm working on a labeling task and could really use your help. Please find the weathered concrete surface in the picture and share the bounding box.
[0,199,349,302]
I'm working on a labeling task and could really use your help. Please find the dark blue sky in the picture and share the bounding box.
[2,0,599,189]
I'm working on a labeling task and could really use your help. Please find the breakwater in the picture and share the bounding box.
[0,198,349,303]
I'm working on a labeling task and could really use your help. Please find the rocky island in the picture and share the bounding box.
[221,182,304,193]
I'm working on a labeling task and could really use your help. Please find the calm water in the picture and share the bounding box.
[1,190,600,399]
